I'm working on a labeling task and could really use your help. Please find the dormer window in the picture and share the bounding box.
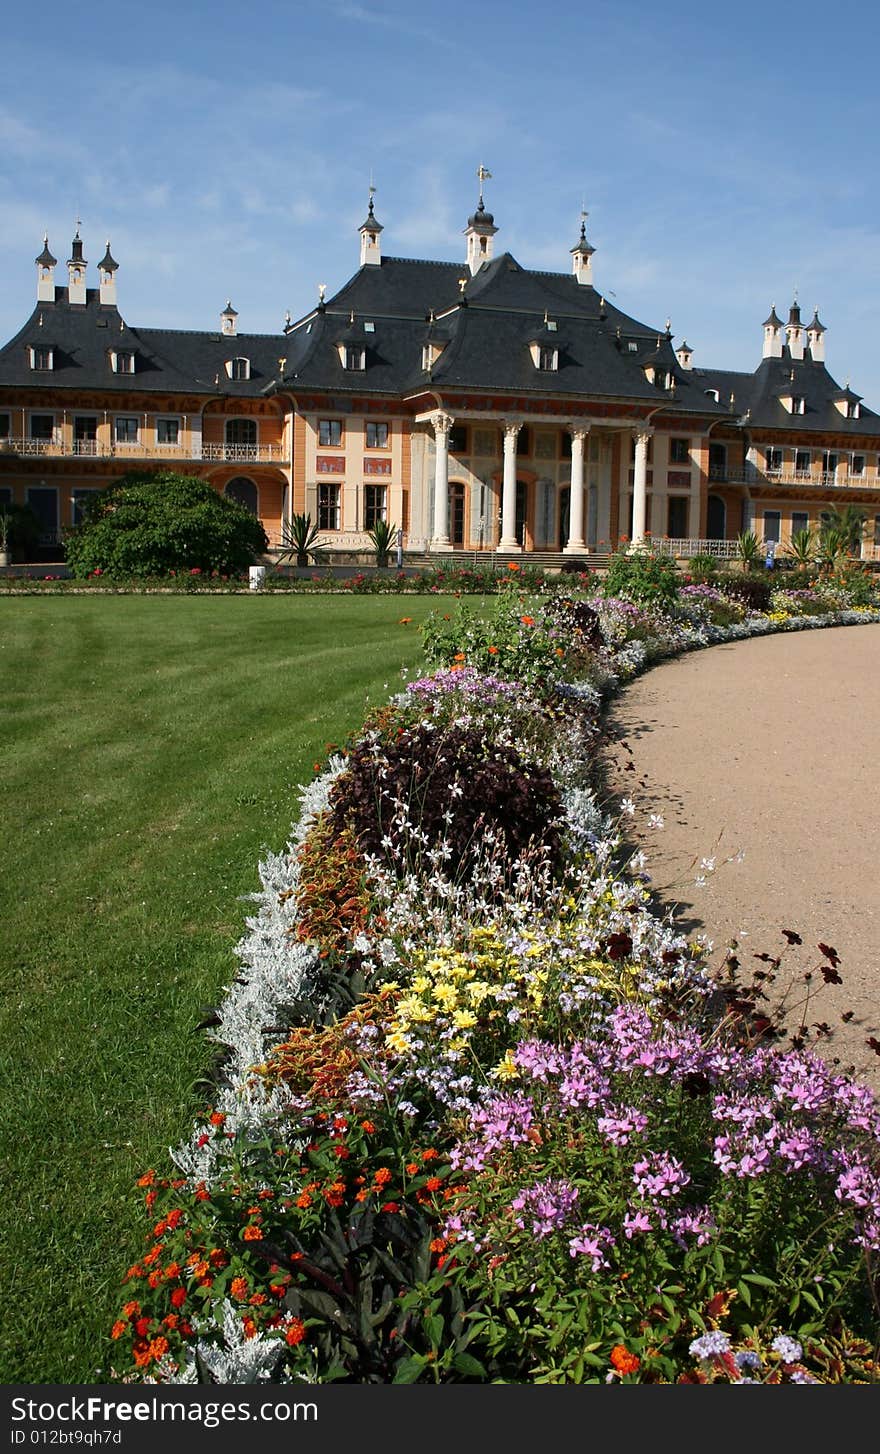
[538,346,558,371]
[344,345,365,371]
[847,401,860,419]
[627,341,639,353]
[227,357,251,381]
[112,350,135,375]
[29,346,53,371]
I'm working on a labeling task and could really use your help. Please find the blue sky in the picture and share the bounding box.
[3,0,880,400]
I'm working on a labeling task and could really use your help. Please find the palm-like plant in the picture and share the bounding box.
[785,526,816,569]
[281,512,324,567]
[368,518,397,568]
[819,504,866,558]
[736,529,761,568]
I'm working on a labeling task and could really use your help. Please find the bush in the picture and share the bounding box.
[64,471,268,578]
[717,574,772,613]
[327,720,562,885]
[1,503,42,561]
[602,548,681,611]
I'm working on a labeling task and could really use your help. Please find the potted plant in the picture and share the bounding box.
[0,511,10,568]
[735,529,760,571]
[368,518,397,569]
[281,512,325,567]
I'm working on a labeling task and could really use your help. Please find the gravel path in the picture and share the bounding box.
[602,623,880,1089]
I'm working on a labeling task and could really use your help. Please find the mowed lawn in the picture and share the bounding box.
[0,594,441,1383]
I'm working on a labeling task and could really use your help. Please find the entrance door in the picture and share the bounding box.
[515,480,528,548]
[26,486,59,546]
[449,482,465,547]
[225,477,258,514]
[706,494,726,540]
[74,417,98,455]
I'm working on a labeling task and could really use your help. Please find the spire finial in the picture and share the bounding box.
[368,172,376,217]
[579,199,588,240]
[476,162,492,208]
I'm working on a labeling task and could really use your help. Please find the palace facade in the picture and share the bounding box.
[2,193,879,561]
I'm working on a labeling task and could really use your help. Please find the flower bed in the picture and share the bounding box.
[108,572,880,1385]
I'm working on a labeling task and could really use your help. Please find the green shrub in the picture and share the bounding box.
[64,471,268,578]
[602,548,680,611]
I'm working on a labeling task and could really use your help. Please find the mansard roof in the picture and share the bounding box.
[693,356,880,436]
[277,252,729,415]
[0,289,287,396]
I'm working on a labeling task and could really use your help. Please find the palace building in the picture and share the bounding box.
[2,189,879,562]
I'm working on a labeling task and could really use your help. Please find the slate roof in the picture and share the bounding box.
[276,252,730,416]
[693,356,880,437]
[0,289,288,396]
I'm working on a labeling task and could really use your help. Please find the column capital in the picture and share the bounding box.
[632,425,654,442]
[502,419,522,443]
[567,422,591,442]
[430,410,454,438]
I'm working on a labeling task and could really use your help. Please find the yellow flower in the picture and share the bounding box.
[491,1050,519,1081]
[452,1009,478,1030]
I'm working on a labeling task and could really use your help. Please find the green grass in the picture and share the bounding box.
[0,594,441,1383]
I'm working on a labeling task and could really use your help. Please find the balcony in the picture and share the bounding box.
[0,438,289,465]
[708,463,877,491]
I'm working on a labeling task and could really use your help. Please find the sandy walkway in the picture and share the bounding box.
[602,623,880,1089]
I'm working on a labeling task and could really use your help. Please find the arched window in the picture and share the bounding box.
[225,418,257,446]
[224,477,258,515]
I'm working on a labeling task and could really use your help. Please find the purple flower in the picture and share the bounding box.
[568,1223,615,1270]
[690,1330,731,1359]
[771,1334,803,1364]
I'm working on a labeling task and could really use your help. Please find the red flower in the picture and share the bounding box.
[170,1287,187,1309]
[610,1345,640,1375]
[285,1319,306,1347]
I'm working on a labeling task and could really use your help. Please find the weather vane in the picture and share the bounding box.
[476,163,492,207]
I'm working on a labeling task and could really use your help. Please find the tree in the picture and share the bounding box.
[818,504,866,557]
[64,471,268,578]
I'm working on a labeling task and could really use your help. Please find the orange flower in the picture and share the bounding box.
[242,1225,263,1241]
[163,1262,181,1279]
[422,1149,439,1162]
[148,1270,163,1289]
[231,1277,248,1300]
[453,651,466,662]
[424,1176,442,1192]
[170,1287,187,1310]
[487,645,499,655]
[520,615,535,627]
[398,617,413,625]
[405,1163,419,1176]
[286,1318,306,1347]
[429,1238,446,1253]
[136,1171,156,1188]
[111,1320,127,1340]
[122,1301,140,1319]
[249,1293,268,1307]
[295,1191,312,1209]
[373,1167,393,1187]
[361,1120,376,1133]
[242,1317,258,1340]
[507,562,520,572]
[610,1345,640,1375]
[209,1111,226,1128]
[555,647,564,656]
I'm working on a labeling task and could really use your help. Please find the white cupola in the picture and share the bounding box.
[98,241,119,306]
[570,213,595,286]
[221,301,238,337]
[806,308,826,363]
[675,339,694,370]
[35,235,57,303]
[358,188,384,267]
[67,231,87,305]
[785,298,805,361]
[464,168,497,275]
[762,304,783,359]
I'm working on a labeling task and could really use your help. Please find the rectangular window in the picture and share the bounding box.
[448,425,468,454]
[538,346,557,371]
[765,447,783,473]
[763,510,781,544]
[822,451,839,475]
[0,486,12,507]
[157,417,180,445]
[30,414,54,441]
[364,484,387,529]
[669,438,690,464]
[365,421,389,449]
[114,416,139,444]
[851,454,865,476]
[31,347,53,370]
[667,496,688,537]
[229,358,250,381]
[791,512,809,537]
[71,487,99,525]
[516,427,531,457]
[318,419,343,447]
[0,413,10,439]
[794,450,810,474]
[114,351,135,374]
[26,486,59,540]
[318,483,340,530]
[345,346,365,371]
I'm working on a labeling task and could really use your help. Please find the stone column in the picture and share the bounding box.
[430,411,453,549]
[564,425,588,552]
[631,428,652,546]
[498,421,521,551]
